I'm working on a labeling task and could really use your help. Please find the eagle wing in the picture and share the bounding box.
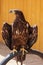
[27,25,38,49]
[2,23,12,50]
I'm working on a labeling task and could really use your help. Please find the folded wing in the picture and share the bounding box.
[2,23,12,50]
[27,25,38,49]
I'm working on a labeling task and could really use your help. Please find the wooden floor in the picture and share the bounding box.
[0,42,43,65]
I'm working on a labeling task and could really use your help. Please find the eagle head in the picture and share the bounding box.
[9,9,25,21]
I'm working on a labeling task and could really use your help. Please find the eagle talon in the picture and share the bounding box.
[20,47,28,55]
[12,46,17,54]
[11,49,17,54]
[13,49,17,52]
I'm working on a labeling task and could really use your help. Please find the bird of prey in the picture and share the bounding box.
[2,9,38,65]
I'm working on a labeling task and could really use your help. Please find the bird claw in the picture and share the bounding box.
[13,49,17,52]
[20,47,28,55]
[11,46,17,54]
[12,49,17,54]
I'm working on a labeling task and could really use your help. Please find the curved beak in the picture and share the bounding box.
[9,9,20,14]
[9,9,15,13]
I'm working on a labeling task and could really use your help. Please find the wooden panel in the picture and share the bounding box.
[0,0,43,52]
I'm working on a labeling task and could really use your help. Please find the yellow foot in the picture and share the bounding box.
[12,49,17,54]
[11,46,17,54]
[20,47,28,55]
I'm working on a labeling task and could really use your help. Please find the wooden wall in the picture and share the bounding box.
[0,0,43,52]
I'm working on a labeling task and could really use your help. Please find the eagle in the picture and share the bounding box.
[2,10,38,65]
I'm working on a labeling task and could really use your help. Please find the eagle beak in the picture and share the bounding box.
[9,9,15,14]
[9,10,13,13]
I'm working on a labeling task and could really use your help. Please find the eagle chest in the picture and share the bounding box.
[12,21,29,47]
